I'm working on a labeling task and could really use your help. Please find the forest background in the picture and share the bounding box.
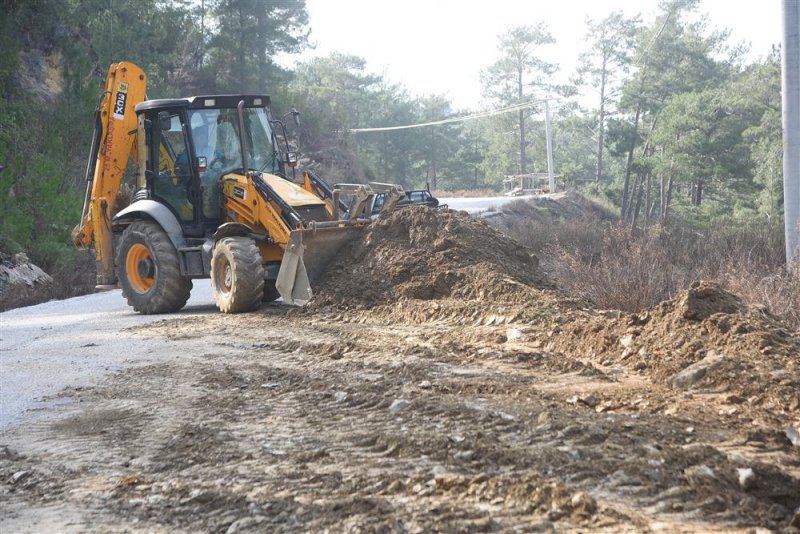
[0,0,792,319]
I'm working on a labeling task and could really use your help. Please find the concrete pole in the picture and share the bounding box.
[544,100,555,193]
[782,0,800,264]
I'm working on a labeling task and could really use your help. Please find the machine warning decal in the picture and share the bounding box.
[233,186,246,200]
[113,82,129,120]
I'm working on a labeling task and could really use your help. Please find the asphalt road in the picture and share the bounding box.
[439,194,536,214]
[0,281,216,428]
[0,194,527,429]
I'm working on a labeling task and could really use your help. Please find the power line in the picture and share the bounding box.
[348,98,561,133]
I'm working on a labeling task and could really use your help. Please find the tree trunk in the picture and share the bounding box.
[238,6,246,88]
[620,105,640,220]
[596,56,607,182]
[255,7,267,87]
[622,117,657,221]
[644,172,652,224]
[200,0,205,68]
[663,175,674,222]
[627,170,642,225]
[631,178,644,230]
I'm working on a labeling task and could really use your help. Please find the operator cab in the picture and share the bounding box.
[134,95,283,238]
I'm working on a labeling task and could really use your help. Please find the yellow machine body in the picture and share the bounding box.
[72,61,403,312]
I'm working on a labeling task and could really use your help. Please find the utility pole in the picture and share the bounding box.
[519,70,527,174]
[782,0,800,264]
[544,100,555,193]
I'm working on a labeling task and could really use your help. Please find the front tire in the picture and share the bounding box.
[116,221,192,314]
[211,237,264,313]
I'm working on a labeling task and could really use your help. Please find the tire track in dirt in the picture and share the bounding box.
[2,309,798,532]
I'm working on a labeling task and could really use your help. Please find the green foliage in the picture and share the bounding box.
[0,0,789,279]
[205,0,308,93]
[480,22,558,175]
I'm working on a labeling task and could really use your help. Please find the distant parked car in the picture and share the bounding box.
[401,189,439,208]
[371,187,441,215]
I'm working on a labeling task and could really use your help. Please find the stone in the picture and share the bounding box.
[684,464,716,484]
[529,520,555,532]
[389,399,410,415]
[671,353,725,390]
[791,506,800,528]
[226,516,267,534]
[418,380,432,389]
[619,334,635,349]
[537,411,551,426]
[453,450,475,462]
[570,491,597,514]
[736,468,755,491]
[334,391,348,402]
[506,328,525,341]
[10,471,30,484]
[725,394,745,404]
[728,453,746,465]
[784,427,799,447]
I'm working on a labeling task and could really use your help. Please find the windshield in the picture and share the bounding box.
[188,107,278,175]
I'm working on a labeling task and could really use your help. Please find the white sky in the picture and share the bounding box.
[279,0,782,111]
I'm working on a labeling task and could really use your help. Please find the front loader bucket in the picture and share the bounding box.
[276,225,365,306]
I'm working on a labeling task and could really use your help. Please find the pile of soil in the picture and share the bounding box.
[551,281,800,410]
[489,191,616,228]
[312,207,549,309]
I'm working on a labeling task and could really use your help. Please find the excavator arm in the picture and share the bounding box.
[72,62,147,286]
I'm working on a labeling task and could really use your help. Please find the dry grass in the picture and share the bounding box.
[505,218,799,331]
[724,265,800,331]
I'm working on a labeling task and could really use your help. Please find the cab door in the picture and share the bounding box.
[147,109,203,236]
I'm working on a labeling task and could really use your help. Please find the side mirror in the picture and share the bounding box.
[158,111,171,131]
[285,152,298,168]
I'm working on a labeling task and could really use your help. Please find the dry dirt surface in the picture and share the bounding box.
[2,207,799,533]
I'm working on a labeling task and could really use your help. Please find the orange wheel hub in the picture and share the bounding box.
[126,243,155,294]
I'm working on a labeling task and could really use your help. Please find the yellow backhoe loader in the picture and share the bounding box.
[72,62,403,313]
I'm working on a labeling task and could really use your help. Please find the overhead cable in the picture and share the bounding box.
[348,98,560,133]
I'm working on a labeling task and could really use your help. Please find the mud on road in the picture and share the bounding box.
[1,208,799,532]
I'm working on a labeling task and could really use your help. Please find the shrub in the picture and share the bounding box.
[504,214,799,330]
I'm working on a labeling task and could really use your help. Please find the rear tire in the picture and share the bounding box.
[116,221,192,314]
[211,237,264,313]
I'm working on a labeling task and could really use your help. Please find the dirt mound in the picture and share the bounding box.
[311,207,549,309]
[552,281,800,410]
[675,281,746,320]
[490,191,616,227]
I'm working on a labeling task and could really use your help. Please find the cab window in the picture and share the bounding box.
[153,112,194,221]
